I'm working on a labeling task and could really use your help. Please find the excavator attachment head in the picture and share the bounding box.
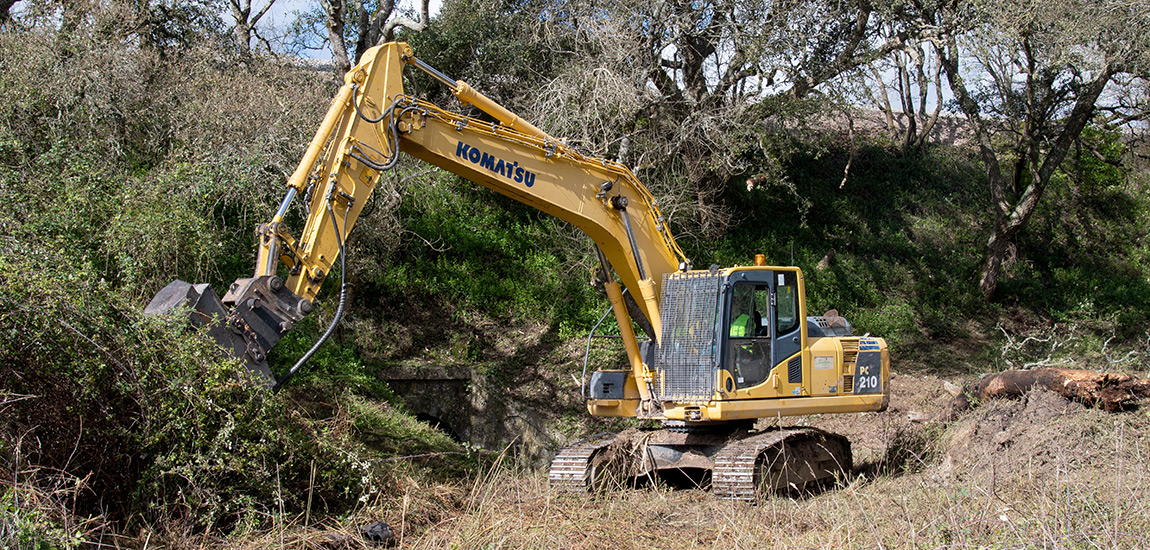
[145,277,312,386]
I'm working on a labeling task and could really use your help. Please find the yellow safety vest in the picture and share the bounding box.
[730,314,753,337]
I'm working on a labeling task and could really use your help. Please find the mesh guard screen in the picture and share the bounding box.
[655,271,723,401]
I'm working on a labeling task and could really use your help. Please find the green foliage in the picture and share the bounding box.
[345,173,605,363]
[403,0,562,107]
[0,22,331,296]
[1005,128,1150,334]
[0,10,471,534]
[270,316,396,398]
[705,142,989,348]
[0,487,87,550]
[0,237,471,530]
[391,180,581,320]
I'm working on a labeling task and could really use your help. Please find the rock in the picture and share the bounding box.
[360,521,396,546]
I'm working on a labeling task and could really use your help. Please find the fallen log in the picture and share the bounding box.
[952,368,1150,412]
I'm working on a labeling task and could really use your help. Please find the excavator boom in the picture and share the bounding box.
[148,43,686,390]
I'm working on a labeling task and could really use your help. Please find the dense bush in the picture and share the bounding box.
[0,239,466,532]
[0,6,467,536]
[0,21,333,296]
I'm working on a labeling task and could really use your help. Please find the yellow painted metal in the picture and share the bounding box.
[280,43,411,300]
[585,370,642,418]
[637,278,661,342]
[586,399,641,417]
[602,280,653,404]
[283,84,355,199]
[809,342,842,396]
[254,40,890,427]
[253,223,278,278]
[452,81,553,142]
[665,394,889,421]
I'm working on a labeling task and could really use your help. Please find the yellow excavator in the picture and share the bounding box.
[146,42,889,501]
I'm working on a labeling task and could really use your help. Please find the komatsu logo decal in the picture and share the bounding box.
[455,141,537,187]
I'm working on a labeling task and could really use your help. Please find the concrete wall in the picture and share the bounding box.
[380,366,562,469]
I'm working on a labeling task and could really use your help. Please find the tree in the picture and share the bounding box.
[403,0,558,107]
[228,0,276,55]
[522,0,904,237]
[319,0,430,77]
[11,0,223,55]
[849,36,946,152]
[914,0,1150,299]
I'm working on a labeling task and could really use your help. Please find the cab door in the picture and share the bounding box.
[722,271,772,389]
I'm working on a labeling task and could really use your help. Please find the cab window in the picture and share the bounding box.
[728,284,769,337]
[775,272,799,335]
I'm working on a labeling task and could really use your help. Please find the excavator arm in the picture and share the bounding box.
[282,43,687,319]
[148,42,688,397]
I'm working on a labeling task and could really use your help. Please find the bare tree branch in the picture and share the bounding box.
[382,0,429,43]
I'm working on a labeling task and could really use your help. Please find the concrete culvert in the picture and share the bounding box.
[414,412,463,443]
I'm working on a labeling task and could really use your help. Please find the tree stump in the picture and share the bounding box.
[952,368,1150,412]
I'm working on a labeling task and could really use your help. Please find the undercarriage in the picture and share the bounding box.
[548,425,851,501]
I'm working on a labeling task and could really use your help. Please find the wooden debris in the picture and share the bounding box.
[953,368,1150,412]
[906,411,932,423]
[942,380,963,398]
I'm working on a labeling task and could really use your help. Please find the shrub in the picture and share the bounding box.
[0,237,467,531]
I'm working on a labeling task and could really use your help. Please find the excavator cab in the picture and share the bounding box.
[588,265,888,420]
[725,281,773,390]
[563,264,888,498]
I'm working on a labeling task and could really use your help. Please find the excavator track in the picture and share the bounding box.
[550,427,851,501]
[711,427,851,501]
[548,434,616,492]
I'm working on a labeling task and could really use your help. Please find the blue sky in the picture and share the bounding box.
[247,0,443,59]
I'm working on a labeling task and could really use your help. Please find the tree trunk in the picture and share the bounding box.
[952,368,1150,412]
[1,0,19,24]
[233,24,252,54]
[229,0,276,56]
[977,221,1015,299]
[325,0,351,78]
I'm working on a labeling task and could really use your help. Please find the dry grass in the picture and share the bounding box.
[395,454,1149,549]
[392,383,1150,549]
[9,379,1149,549]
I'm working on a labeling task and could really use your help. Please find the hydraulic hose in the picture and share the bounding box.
[273,200,350,391]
